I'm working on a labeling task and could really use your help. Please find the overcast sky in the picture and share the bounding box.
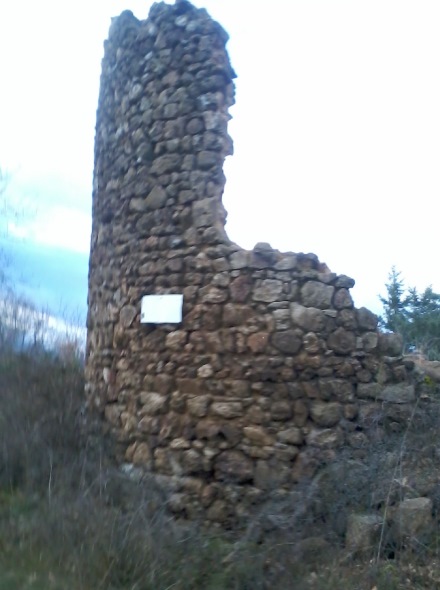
[1,0,439,314]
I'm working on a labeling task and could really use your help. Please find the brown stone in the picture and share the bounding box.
[211,401,243,419]
[307,428,343,448]
[270,401,292,421]
[243,426,274,446]
[247,332,269,353]
[154,374,174,394]
[187,395,211,417]
[166,330,188,350]
[132,442,151,465]
[277,427,303,445]
[206,499,232,522]
[182,449,204,474]
[303,332,321,354]
[197,364,214,378]
[227,380,250,397]
[196,419,221,440]
[293,400,309,426]
[310,401,341,427]
[223,303,252,326]
[177,379,202,395]
[138,415,160,433]
[119,305,137,328]
[200,286,228,304]
[139,392,168,415]
[230,275,252,302]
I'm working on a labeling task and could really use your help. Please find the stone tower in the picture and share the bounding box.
[86,1,412,524]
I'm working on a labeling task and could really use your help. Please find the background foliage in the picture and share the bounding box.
[379,266,440,360]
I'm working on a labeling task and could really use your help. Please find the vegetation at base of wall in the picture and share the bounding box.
[0,290,440,589]
[379,266,440,360]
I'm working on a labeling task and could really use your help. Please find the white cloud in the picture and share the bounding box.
[9,207,91,254]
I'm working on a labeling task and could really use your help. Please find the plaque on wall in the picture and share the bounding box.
[140,294,183,324]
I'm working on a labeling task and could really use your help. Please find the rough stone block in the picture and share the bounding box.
[301,281,334,309]
[346,513,383,555]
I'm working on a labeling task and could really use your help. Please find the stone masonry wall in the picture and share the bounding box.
[86,0,416,525]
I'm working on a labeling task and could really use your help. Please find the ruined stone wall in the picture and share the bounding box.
[86,0,416,525]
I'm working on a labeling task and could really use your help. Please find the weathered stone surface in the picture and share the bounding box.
[327,328,356,354]
[271,330,303,354]
[291,303,325,332]
[362,331,379,352]
[356,383,382,400]
[393,497,433,541]
[229,275,252,302]
[253,279,283,303]
[274,255,297,270]
[119,305,137,328]
[243,426,274,446]
[303,332,321,354]
[166,331,188,350]
[154,374,174,395]
[215,451,254,483]
[301,281,334,309]
[378,332,403,356]
[357,383,415,403]
[223,303,252,326]
[197,364,214,378]
[187,395,211,417]
[182,449,204,474]
[307,428,343,448]
[211,402,243,419]
[206,500,232,522]
[146,185,167,209]
[335,275,355,289]
[346,513,383,555]
[247,332,269,353]
[139,392,168,415]
[310,401,341,427]
[270,401,292,421]
[357,307,378,330]
[333,288,353,309]
[380,384,415,403]
[132,442,151,465]
[229,251,249,269]
[277,427,303,445]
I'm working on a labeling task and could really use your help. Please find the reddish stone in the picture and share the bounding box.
[230,275,252,303]
[247,332,269,353]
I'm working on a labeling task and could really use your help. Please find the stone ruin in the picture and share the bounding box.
[85,0,419,526]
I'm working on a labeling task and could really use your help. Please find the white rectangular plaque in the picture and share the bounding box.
[140,294,183,324]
